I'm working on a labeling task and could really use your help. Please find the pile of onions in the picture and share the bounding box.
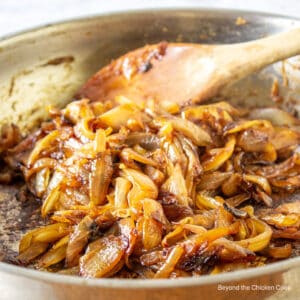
[5,97,300,278]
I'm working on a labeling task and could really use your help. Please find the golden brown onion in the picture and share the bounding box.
[80,236,125,278]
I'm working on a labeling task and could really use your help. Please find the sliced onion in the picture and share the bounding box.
[62,99,94,124]
[266,243,292,259]
[187,223,239,253]
[66,216,94,267]
[253,189,273,207]
[39,235,69,268]
[33,223,70,243]
[158,192,193,222]
[203,135,236,172]
[162,217,193,247]
[94,129,106,153]
[161,163,189,206]
[140,250,164,267]
[18,223,70,264]
[222,173,242,196]
[224,120,273,135]
[196,192,223,210]
[41,186,61,217]
[180,136,203,196]
[198,172,232,191]
[11,91,300,278]
[237,128,277,163]
[237,128,269,152]
[118,218,137,266]
[248,108,300,127]
[25,158,57,180]
[225,193,250,207]
[80,236,124,278]
[98,104,141,130]
[125,132,160,150]
[223,203,248,219]
[183,224,207,235]
[192,211,215,229]
[142,198,168,226]
[35,168,50,197]
[89,152,113,205]
[27,130,60,167]
[272,227,300,239]
[142,217,162,250]
[257,155,296,178]
[114,177,131,209]
[270,175,300,190]
[213,237,254,261]
[121,148,158,167]
[261,213,299,227]
[76,118,96,140]
[17,242,49,264]
[236,219,272,252]
[243,174,272,195]
[215,206,233,228]
[154,245,184,278]
[183,101,238,122]
[144,165,165,186]
[270,127,299,151]
[276,201,300,214]
[168,117,212,146]
[121,168,158,211]
[162,225,185,247]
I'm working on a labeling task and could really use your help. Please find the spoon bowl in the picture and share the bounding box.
[78,28,300,105]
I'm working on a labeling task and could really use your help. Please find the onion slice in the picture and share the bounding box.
[235,219,272,252]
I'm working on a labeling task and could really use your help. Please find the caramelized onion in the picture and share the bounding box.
[154,245,184,278]
[125,132,160,150]
[198,172,232,190]
[7,97,300,278]
[121,168,158,211]
[80,236,125,278]
[261,213,299,227]
[248,108,300,127]
[114,177,131,209]
[202,135,236,171]
[120,148,158,167]
[243,174,272,195]
[270,127,299,151]
[39,236,69,268]
[98,104,141,130]
[266,243,292,259]
[66,216,94,267]
[169,117,212,146]
[256,155,296,178]
[89,152,113,205]
[236,219,272,252]
[18,223,70,264]
[161,163,189,207]
[224,120,272,135]
[27,130,60,167]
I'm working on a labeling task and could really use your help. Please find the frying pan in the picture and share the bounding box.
[1,8,300,300]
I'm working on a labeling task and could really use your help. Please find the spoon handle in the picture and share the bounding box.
[222,27,300,79]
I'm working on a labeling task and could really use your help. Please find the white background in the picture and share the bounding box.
[0,0,299,37]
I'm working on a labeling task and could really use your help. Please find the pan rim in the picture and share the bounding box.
[1,256,300,288]
[0,7,299,45]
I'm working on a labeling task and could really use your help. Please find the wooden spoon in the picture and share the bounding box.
[78,28,300,106]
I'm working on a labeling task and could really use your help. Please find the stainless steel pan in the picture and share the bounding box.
[1,9,300,300]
